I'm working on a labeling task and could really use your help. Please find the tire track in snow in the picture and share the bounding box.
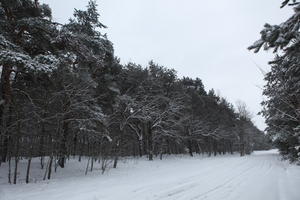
[148,157,255,200]
[188,163,257,200]
[153,156,272,200]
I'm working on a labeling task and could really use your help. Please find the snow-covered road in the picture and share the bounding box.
[1,150,300,200]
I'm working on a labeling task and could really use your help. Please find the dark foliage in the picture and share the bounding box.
[0,0,270,183]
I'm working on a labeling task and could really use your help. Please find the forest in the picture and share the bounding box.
[0,0,296,186]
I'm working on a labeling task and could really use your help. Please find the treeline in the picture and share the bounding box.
[249,0,300,162]
[0,0,269,183]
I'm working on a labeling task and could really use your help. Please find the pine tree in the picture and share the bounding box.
[249,0,300,161]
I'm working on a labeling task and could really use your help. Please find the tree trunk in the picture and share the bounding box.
[137,133,143,157]
[196,142,202,154]
[166,139,171,155]
[8,156,11,184]
[222,140,226,155]
[13,136,20,184]
[73,134,78,157]
[208,138,212,157]
[43,158,50,180]
[113,130,122,168]
[113,142,119,169]
[13,156,18,184]
[240,143,245,157]
[146,121,153,161]
[187,140,193,157]
[213,140,217,156]
[26,158,32,184]
[1,137,8,163]
[26,143,33,184]
[0,65,12,163]
[78,138,83,162]
[90,156,94,172]
[40,156,44,169]
[39,121,45,169]
[59,120,69,168]
[230,141,233,154]
[159,141,164,160]
[113,153,118,168]
[47,155,53,180]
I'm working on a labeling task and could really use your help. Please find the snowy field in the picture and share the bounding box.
[0,150,300,200]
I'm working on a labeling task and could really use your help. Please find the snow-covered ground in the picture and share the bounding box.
[0,150,300,200]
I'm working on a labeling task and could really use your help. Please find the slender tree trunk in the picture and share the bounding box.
[39,117,46,169]
[0,65,12,163]
[230,141,233,154]
[187,140,193,157]
[73,134,78,157]
[223,141,227,154]
[54,155,58,172]
[59,101,70,168]
[138,138,143,157]
[159,144,164,160]
[113,130,122,169]
[197,142,202,154]
[167,139,171,155]
[137,132,143,157]
[213,140,217,156]
[240,143,245,157]
[90,156,94,172]
[13,156,18,184]
[1,137,8,163]
[194,142,200,154]
[113,141,119,169]
[13,136,20,184]
[40,156,44,170]
[43,158,50,180]
[0,136,2,166]
[26,143,33,184]
[8,156,11,184]
[146,121,153,161]
[26,157,32,184]
[59,120,68,168]
[78,139,83,162]
[208,138,212,157]
[47,155,53,180]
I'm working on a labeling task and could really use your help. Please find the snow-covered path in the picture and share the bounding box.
[1,150,300,200]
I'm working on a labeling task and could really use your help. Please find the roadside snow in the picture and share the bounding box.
[0,150,300,200]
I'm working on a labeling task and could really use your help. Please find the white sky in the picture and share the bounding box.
[41,0,293,130]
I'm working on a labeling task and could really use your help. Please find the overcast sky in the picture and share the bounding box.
[41,0,293,130]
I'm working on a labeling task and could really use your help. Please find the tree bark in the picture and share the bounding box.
[187,140,193,157]
[113,129,123,168]
[13,156,18,184]
[47,155,53,180]
[146,121,153,161]
[240,143,245,157]
[8,156,11,184]
[26,158,32,184]
[0,65,12,163]
[59,119,69,168]
[113,141,119,168]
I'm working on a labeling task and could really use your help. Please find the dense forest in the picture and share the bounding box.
[249,0,300,162]
[0,0,271,184]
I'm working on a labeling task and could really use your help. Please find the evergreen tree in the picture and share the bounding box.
[249,0,300,161]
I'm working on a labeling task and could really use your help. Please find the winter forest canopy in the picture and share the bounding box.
[0,0,298,186]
